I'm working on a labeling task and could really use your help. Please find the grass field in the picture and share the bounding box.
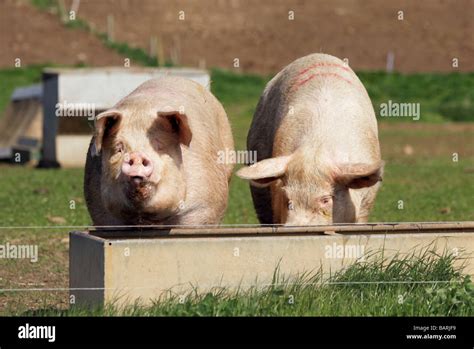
[21,249,474,316]
[0,66,473,315]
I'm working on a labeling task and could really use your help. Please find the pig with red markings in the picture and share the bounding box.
[84,76,234,226]
[237,53,384,225]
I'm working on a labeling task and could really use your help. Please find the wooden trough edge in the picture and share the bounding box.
[87,221,474,239]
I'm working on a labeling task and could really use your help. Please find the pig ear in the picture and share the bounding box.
[93,110,122,156]
[236,155,292,188]
[333,161,384,189]
[157,111,192,146]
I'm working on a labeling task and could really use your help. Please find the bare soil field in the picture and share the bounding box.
[65,0,473,73]
[0,0,126,67]
[1,0,472,73]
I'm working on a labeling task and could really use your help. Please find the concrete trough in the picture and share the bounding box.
[69,222,474,308]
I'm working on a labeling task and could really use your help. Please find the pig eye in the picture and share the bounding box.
[319,195,333,206]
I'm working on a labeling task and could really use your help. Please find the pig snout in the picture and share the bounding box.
[121,152,154,183]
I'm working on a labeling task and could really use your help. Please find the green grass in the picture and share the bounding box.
[1,63,473,315]
[209,68,474,124]
[2,66,474,124]
[0,167,88,227]
[358,72,474,122]
[1,66,472,225]
[20,248,474,316]
[1,157,471,227]
[30,0,57,10]
[370,159,474,222]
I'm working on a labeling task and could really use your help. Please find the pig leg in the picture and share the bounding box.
[247,138,275,224]
[250,186,274,224]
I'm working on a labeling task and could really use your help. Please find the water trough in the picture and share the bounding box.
[69,222,474,307]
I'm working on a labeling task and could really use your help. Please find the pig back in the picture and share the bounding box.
[249,54,380,164]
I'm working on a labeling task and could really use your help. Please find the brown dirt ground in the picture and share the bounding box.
[0,229,69,315]
[0,0,126,68]
[64,0,473,73]
[1,0,473,73]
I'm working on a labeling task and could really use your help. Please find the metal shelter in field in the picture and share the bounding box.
[0,84,43,164]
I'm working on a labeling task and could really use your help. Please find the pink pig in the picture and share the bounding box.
[84,76,234,226]
[237,53,384,225]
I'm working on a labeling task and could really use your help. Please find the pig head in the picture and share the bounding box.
[238,151,383,225]
[91,106,190,223]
